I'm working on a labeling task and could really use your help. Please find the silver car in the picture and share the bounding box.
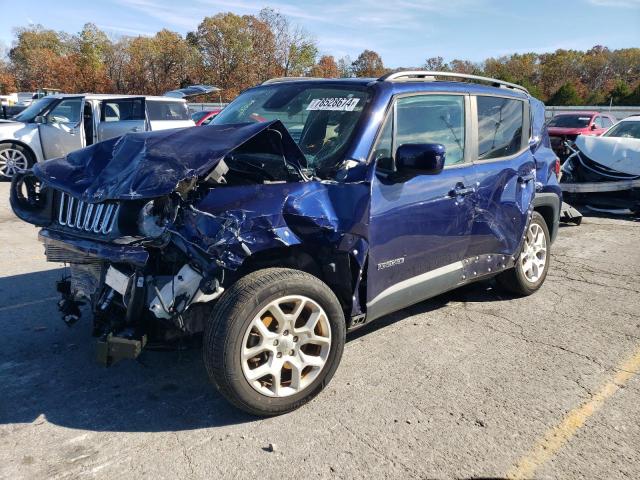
[0,94,196,179]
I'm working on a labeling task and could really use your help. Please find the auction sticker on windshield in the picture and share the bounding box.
[307,98,360,111]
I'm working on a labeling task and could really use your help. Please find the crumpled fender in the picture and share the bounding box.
[32,120,306,203]
[172,181,371,272]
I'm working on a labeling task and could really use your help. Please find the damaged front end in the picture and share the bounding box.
[560,135,640,214]
[11,120,369,365]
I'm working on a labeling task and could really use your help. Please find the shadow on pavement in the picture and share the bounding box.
[0,266,512,433]
[0,268,255,433]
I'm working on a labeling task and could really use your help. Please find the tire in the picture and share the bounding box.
[0,142,35,180]
[496,211,551,296]
[204,268,346,416]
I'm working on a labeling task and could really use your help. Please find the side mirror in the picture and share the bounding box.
[34,115,46,124]
[395,143,445,179]
[590,124,598,130]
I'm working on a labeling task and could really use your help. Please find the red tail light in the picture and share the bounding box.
[554,157,561,178]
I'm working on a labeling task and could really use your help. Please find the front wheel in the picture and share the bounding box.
[0,143,34,180]
[203,268,346,416]
[496,211,551,296]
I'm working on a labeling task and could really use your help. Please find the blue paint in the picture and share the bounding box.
[14,78,560,322]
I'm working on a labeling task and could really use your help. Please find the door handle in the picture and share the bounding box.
[131,127,142,132]
[449,184,476,197]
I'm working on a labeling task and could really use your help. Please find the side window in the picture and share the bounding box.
[146,100,191,121]
[602,117,613,128]
[47,98,82,124]
[101,99,145,122]
[396,95,465,166]
[477,96,524,160]
[373,94,466,170]
[593,116,603,128]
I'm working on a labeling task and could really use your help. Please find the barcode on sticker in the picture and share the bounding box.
[307,98,360,111]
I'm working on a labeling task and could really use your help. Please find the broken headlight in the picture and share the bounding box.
[137,197,177,238]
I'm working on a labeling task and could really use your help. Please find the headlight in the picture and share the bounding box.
[137,198,176,238]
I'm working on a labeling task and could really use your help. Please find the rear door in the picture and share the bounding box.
[97,97,146,141]
[39,97,84,159]
[466,94,535,260]
[367,93,476,321]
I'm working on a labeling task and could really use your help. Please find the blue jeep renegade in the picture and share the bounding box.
[11,71,562,415]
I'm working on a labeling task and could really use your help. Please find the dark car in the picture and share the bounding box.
[547,112,616,160]
[11,72,562,416]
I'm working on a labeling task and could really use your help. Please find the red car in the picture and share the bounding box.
[191,109,222,126]
[547,112,616,160]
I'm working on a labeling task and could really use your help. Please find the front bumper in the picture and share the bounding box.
[39,229,149,267]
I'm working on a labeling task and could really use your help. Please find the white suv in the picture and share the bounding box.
[0,93,196,179]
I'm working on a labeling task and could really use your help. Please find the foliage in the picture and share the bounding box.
[3,17,639,106]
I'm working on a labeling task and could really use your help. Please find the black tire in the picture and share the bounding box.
[496,211,551,296]
[0,142,35,181]
[203,268,346,416]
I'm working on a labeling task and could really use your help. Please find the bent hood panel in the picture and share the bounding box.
[575,135,640,176]
[33,120,306,202]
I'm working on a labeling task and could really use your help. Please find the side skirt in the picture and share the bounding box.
[357,253,515,328]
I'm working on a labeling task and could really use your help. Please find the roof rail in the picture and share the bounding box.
[378,70,529,95]
[262,76,324,85]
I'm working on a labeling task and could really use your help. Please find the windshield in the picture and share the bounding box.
[212,83,370,176]
[547,115,592,128]
[603,120,640,139]
[12,97,58,122]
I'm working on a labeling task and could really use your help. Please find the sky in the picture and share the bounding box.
[0,0,639,67]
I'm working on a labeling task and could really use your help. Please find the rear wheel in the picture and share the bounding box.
[0,143,34,180]
[496,211,550,296]
[203,268,345,416]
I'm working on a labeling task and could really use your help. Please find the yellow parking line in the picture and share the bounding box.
[506,347,640,480]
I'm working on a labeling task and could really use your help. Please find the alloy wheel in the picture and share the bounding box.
[0,148,29,178]
[520,222,547,283]
[241,295,332,397]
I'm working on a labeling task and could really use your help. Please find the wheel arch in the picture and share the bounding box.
[234,245,357,316]
[0,139,38,163]
[532,192,560,243]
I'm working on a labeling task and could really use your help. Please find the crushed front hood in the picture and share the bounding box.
[33,120,307,202]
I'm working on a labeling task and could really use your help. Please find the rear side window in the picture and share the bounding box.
[101,98,145,122]
[147,100,190,121]
[477,96,524,160]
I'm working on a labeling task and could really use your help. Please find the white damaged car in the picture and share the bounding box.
[560,115,640,213]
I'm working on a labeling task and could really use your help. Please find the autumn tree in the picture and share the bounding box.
[548,82,582,106]
[424,56,448,71]
[259,8,317,77]
[72,23,113,92]
[310,55,338,78]
[351,50,385,77]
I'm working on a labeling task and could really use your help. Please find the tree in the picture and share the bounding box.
[424,56,447,71]
[609,79,631,105]
[310,55,338,78]
[72,23,113,92]
[259,8,317,77]
[547,82,582,106]
[337,56,352,78]
[351,50,385,77]
[0,59,16,94]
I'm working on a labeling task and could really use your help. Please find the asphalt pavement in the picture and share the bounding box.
[0,181,639,479]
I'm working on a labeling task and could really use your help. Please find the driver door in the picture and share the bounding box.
[39,97,85,159]
[367,93,476,321]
